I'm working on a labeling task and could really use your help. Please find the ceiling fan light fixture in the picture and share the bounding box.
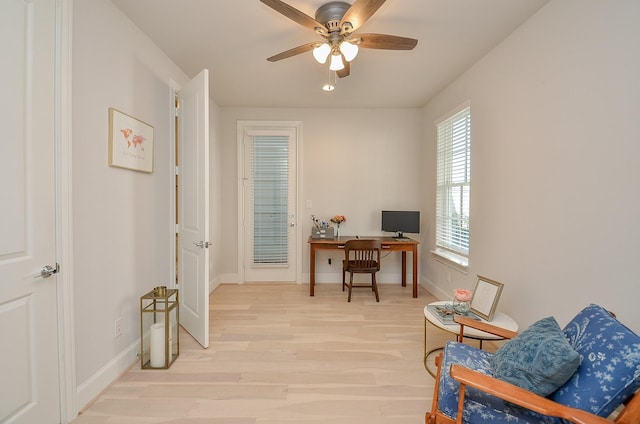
[329,52,345,71]
[339,41,358,62]
[322,69,337,92]
[322,83,335,92]
[312,43,331,64]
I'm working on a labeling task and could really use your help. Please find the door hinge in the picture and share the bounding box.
[175,224,179,234]
[175,166,179,176]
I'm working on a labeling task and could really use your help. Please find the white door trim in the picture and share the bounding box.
[56,0,77,421]
[236,120,303,284]
[169,86,179,290]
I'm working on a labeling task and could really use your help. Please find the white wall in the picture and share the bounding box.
[421,0,640,333]
[219,107,424,283]
[72,0,191,408]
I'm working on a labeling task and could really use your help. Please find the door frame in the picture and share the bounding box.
[56,0,76,420]
[169,87,179,290]
[236,121,303,284]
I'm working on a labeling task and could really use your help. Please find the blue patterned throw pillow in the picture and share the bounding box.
[551,304,640,417]
[490,316,581,397]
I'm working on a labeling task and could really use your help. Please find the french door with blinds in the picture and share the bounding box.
[241,124,299,282]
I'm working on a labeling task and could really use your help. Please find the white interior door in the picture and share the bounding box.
[177,69,210,348]
[241,126,298,282]
[0,0,61,422]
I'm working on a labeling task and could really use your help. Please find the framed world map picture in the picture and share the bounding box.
[108,108,154,173]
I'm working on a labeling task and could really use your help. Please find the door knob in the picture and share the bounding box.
[35,263,59,279]
[193,241,211,248]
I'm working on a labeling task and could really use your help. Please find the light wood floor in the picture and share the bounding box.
[72,283,454,424]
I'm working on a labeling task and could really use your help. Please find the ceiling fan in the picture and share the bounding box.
[260,0,418,79]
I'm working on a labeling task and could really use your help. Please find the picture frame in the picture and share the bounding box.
[109,107,154,173]
[470,275,504,321]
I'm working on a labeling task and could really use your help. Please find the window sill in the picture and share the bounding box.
[431,249,469,273]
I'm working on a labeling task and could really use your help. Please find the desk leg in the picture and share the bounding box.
[401,252,407,287]
[412,246,418,298]
[309,245,316,296]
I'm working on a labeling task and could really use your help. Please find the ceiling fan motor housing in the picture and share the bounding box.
[315,1,351,32]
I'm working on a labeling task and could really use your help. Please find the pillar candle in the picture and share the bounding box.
[159,320,172,358]
[149,322,165,367]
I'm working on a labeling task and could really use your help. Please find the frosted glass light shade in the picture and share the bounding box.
[329,53,344,71]
[339,41,358,62]
[322,83,335,92]
[312,43,331,64]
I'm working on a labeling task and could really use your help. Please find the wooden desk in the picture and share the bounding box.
[308,236,420,297]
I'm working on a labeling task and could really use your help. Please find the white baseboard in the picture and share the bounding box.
[420,276,449,300]
[76,340,139,411]
[219,273,241,284]
[209,276,222,293]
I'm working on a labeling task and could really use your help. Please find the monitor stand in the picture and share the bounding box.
[394,232,409,241]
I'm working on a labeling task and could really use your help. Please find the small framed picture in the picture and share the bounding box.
[470,275,504,321]
[109,108,154,173]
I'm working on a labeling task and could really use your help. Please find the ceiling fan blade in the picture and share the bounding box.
[358,33,418,50]
[337,60,350,78]
[267,42,316,62]
[340,0,387,34]
[260,0,327,35]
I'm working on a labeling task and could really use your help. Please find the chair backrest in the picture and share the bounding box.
[344,239,381,271]
[552,304,640,417]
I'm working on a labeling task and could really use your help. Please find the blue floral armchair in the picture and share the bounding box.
[427,304,640,424]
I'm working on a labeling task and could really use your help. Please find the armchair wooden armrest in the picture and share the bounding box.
[449,364,612,424]
[616,388,640,423]
[453,315,518,341]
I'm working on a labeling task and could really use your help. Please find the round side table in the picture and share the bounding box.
[423,300,518,377]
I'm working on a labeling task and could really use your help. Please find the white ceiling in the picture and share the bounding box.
[110,0,548,108]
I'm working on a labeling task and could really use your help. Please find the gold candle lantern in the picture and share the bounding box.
[140,286,179,369]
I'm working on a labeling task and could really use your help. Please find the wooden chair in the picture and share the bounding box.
[342,239,381,302]
[427,304,640,424]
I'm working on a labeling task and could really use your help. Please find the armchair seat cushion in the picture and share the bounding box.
[438,341,566,423]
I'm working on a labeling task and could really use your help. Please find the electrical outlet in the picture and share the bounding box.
[328,257,332,265]
[114,317,123,338]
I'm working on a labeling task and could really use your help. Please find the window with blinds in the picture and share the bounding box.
[251,134,289,265]
[435,103,471,265]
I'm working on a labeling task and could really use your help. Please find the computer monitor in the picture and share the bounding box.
[381,210,420,239]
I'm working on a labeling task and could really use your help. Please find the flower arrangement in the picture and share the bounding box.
[453,288,473,314]
[330,215,346,236]
[330,215,346,225]
[454,288,473,302]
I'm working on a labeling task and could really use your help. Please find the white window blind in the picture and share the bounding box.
[436,104,471,261]
[251,134,289,264]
